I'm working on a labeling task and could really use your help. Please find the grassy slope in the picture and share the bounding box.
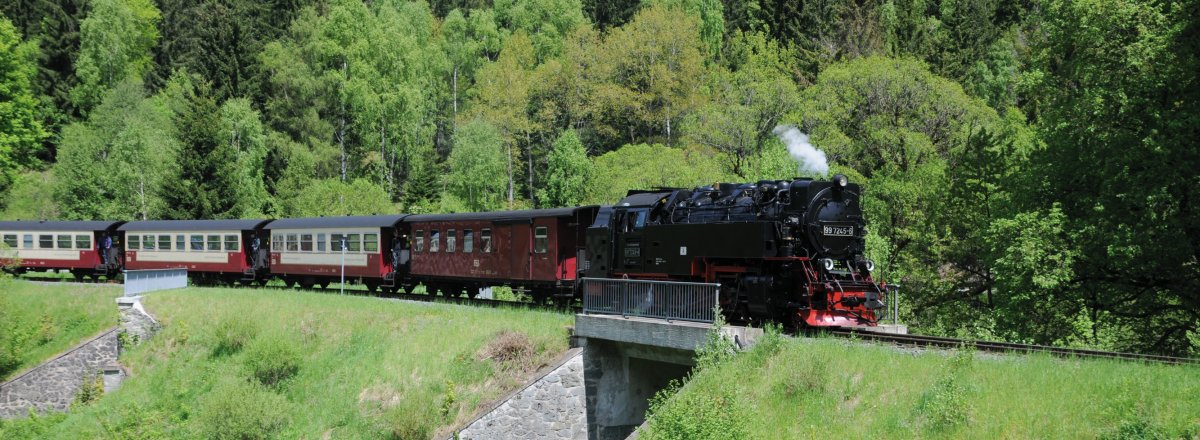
[2,287,572,439]
[0,280,121,382]
[642,333,1200,440]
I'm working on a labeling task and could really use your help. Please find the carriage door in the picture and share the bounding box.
[505,223,532,280]
[529,219,556,280]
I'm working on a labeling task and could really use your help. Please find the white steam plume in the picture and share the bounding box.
[773,125,829,176]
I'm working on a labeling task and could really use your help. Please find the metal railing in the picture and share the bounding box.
[580,278,720,323]
[124,268,187,296]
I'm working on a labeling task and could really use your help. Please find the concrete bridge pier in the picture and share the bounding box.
[574,314,761,440]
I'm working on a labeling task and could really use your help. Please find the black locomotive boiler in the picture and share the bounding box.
[583,175,887,327]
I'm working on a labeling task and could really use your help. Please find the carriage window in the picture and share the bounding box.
[463,230,474,253]
[348,234,361,252]
[225,235,239,251]
[158,235,172,250]
[192,235,205,251]
[331,234,345,251]
[39,234,53,249]
[208,235,221,251]
[446,230,456,253]
[271,233,283,251]
[534,227,549,254]
[58,234,73,249]
[23,234,33,249]
[317,233,327,252]
[176,235,185,251]
[142,235,155,250]
[481,229,492,253]
[301,234,313,252]
[3,234,16,248]
[414,230,424,252]
[364,233,378,252]
[76,235,91,249]
[285,234,298,251]
[128,235,140,250]
[430,230,440,252]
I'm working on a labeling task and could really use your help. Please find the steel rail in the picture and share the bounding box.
[827,329,1200,365]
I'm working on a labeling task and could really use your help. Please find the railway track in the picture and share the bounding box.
[16,273,580,314]
[828,328,1200,365]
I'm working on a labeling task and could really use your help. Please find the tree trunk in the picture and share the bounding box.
[339,59,348,182]
[507,141,514,205]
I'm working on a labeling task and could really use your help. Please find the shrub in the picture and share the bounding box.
[195,380,290,440]
[212,315,258,357]
[243,333,301,388]
[644,382,748,440]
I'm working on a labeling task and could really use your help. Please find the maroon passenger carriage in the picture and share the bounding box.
[401,207,600,301]
[119,220,272,284]
[0,220,125,280]
[265,215,405,291]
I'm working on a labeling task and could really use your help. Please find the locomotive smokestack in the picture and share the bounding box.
[773,125,829,177]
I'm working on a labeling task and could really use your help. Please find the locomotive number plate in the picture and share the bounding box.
[822,225,855,236]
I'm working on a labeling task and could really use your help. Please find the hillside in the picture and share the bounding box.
[0,287,573,439]
[0,280,120,382]
[640,331,1200,439]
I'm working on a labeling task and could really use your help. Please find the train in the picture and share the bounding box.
[0,175,886,327]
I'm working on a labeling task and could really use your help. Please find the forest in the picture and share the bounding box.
[0,0,1196,355]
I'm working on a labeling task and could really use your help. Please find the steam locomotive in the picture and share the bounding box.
[1,176,885,328]
[584,174,886,327]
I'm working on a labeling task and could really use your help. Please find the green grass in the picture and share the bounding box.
[642,331,1200,440]
[0,287,573,439]
[0,279,121,381]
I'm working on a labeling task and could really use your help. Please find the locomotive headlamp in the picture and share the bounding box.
[864,259,875,272]
[833,174,848,188]
[821,258,835,271]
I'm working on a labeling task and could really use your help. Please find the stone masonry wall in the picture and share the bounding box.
[0,329,118,418]
[455,349,587,440]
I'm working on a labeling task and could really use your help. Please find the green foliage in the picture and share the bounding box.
[493,0,588,61]
[53,77,179,220]
[284,178,395,217]
[0,17,48,189]
[643,382,748,440]
[1025,0,1200,355]
[161,76,241,220]
[194,378,291,440]
[585,143,726,205]
[71,0,161,114]
[0,171,59,220]
[447,118,507,211]
[537,129,590,207]
[686,31,800,178]
[243,332,301,388]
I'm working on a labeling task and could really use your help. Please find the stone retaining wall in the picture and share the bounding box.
[0,328,119,418]
[454,348,587,440]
